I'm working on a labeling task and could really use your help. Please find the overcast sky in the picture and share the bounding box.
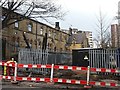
[54,0,119,36]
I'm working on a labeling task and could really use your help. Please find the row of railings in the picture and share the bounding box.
[89,48,120,69]
[4,48,120,76]
[72,48,120,72]
[18,48,48,74]
[18,48,72,74]
[0,61,120,88]
[5,47,120,71]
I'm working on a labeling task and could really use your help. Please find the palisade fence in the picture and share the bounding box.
[88,48,120,76]
[72,48,120,69]
[73,48,120,76]
[89,48,120,69]
[48,51,72,65]
[18,48,72,74]
[18,48,48,74]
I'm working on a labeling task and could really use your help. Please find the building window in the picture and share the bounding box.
[48,30,51,37]
[30,39,33,44]
[54,32,57,39]
[1,16,6,21]
[29,43,32,48]
[65,36,68,41]
[63,35,65,41]
[11,36,16,52]
[73,37,76,46]
[48,43,50,49]
[40,27,43,35]
[27,23,32,32]
[14,20,19,28]
[38,41,41,48]
[54,47,56,51]
[60,33,63,41]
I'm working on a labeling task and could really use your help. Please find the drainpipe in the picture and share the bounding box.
[36,22,37,49]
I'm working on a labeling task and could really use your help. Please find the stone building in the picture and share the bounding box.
[65,28,89,51]
[2,8,70,59]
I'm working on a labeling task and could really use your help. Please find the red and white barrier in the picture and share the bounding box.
[54,65,120,73]
[0,75,119,87]
[0,62,15,67]
[0,61,120,88]
[54,65,87,71]
[0,62,120,73]
[89,81,119,87]
[90,68,120,73]
[0,76,13,80]
[17,64,52,68]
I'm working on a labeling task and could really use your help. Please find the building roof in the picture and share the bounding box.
[67,32,87,44]
[2,7,70,35]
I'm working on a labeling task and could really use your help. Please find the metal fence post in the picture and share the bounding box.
[50,64,54,82]
[87,66,90,86]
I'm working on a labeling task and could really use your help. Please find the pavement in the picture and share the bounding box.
[1,80,120,90]
[1,80,86,89]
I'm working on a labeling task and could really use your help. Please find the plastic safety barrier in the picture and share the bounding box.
[0,61,120,88]
[0,75,119,87]
[0,62,120,73]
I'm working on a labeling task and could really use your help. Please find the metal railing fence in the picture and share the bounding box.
[18,48,72,74]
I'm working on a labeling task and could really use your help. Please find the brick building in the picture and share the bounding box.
[111,24,119,47]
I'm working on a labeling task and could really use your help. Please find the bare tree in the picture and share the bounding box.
[94,10,112,48]
[0,0,65,29]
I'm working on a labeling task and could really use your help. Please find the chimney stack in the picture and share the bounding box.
[55,22,60,30]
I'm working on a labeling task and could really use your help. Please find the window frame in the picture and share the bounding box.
[14,19,19,28]
[27,23,32,32]
[40,27,43,35]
